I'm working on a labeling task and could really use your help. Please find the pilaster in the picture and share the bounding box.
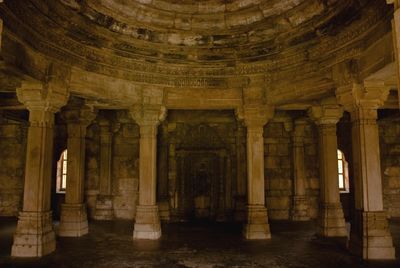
[93,117,117,220]
[130,104,166,240]
[12,82,68,257]
[290,118,310,221]
[239,105,274,239]
[337,83,395,259]
[59,102,96,237]
[309,99,347,237]
[234,123,247,221]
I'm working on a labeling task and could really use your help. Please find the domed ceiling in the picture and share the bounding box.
[0,0,393,92]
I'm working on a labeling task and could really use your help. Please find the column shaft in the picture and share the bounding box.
[59,123,89,237]
[348,107,395,259]
[94,121,114,220]
[234,125,247,221]
[133,124,161,239]
[291,120,309,221]
[12,110,56,257]
[243,125,271,239]
[317,123,347,237]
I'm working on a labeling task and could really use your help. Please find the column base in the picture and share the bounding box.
[158,201,170,221]
[234,197,247,222]
[349,211,395,260]
[133,205,161,240]
[94,195,114,220]
[11,211,56,257]
[59,203,89,237]
[291,196,310,221]
[318,202,347,237]
[243,205,271,239]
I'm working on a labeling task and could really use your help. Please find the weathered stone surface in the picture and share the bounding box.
[0,121,26,216]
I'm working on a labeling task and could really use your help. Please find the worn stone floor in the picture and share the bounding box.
[0,218,399,268]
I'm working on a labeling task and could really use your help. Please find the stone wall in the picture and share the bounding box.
[379,115,400,218]
[84,115,140,220]
[303,123,320,219]
[264,121,292,220]
[85,123,101,218]
[111,122,140,219]
[0,117,27,216]
[264,120,319,220]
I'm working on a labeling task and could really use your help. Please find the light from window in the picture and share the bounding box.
[56,149,67,193]
[337,149,349,192]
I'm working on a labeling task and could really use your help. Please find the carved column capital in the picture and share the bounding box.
[130,105,167,127]
[130,105,167,137]
[237,105,274,129]
[336,83,390,113]
[61,104,96,126]
[17,81,69,112]
[308,98,343,126]
[17,81,69,127]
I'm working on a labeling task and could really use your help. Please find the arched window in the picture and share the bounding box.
[56,150,68,193]
[337,149,349,193]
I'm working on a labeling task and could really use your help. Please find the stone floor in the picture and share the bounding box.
[0,218,399,268]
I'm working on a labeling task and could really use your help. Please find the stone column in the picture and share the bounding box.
[234,124,247,221]
[130,105,166,239]
[241,106,274,239]
[337,83,395,259]
[290,119,310,221]
[157,123,170,221]
[59,104,95,237]
[12,83,68,257]
[94,118,115,220]
[309,100,347,237]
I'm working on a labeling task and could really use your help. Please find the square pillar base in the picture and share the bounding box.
[94,195,114,221]
[243,205,271,240]
[234,197,247,222]
[59,203,89,237]
[133,205,161,240]
[349,211,395,260]
[291,196,310,221]
[318,202,347,237]
[11,211,56,257]
[158,200,170,221]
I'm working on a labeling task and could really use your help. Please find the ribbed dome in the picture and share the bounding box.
[0,0,392,90]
